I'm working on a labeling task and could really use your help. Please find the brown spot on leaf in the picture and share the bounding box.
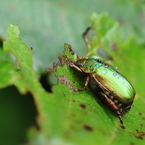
[129,129,145,140]
[59,75,71,86]
[58,75,82,92]
[58,56,65,66]
[135,130,145,140]
[62,93,66,97]
[46,62,58,72]
[46,68,53,72]
[72,100,76,102]
[83,125,93,132]
[68,44,75,55]
[129,143,135,145]
[138,112,142,116]
[71,114,76,117]
[80,104,86,109]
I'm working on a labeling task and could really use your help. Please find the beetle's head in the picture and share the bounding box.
[75,58,95,73]
[75,58,87,69]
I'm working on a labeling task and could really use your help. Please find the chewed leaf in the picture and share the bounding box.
[85,13,120,60]
[46,13,145,145]
[1,13,145,145]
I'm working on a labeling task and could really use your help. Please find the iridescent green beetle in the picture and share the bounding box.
[65,27,135,128]
[66,56,135,128]
[48,27,135,128]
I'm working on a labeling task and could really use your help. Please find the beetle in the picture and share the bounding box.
[64,27,135,128]
[48,27,135,128]
[66,55,135,128]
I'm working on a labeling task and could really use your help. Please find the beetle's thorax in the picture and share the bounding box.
[76,58,103,73]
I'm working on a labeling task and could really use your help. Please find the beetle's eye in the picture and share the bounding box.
[76,63,83,68]
[96,59,102,63]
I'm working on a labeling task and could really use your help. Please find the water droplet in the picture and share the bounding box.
[92,56,99,59]
[113,73,117,76]
[112,91,116,94]
[96,59,102,63]
[104,64,109,68]
[90,66,94,71]
[95,64,101,69]
[102,69,107,74]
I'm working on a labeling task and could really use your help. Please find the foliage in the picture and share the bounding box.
[1,11,145,144]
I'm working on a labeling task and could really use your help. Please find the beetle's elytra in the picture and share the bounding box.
[75,57,135,104]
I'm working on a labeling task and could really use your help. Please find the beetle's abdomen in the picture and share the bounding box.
[93,65,135,104]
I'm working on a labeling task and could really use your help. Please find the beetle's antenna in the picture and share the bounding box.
[82,27,92,57]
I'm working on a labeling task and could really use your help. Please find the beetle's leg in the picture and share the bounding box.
[83,27,92,53]
[121,104,133,116]
[65,56,83,72]
[63,55,90,92]
[99,92,125,129]
[61,75,89,92]
[72,75,90,92]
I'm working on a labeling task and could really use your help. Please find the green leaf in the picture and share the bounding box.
[33,13,144,144]
[0,0,145,73]
[1,14,145,145]
[45,13,145,145]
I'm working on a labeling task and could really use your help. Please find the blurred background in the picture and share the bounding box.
[0,0,145,144]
